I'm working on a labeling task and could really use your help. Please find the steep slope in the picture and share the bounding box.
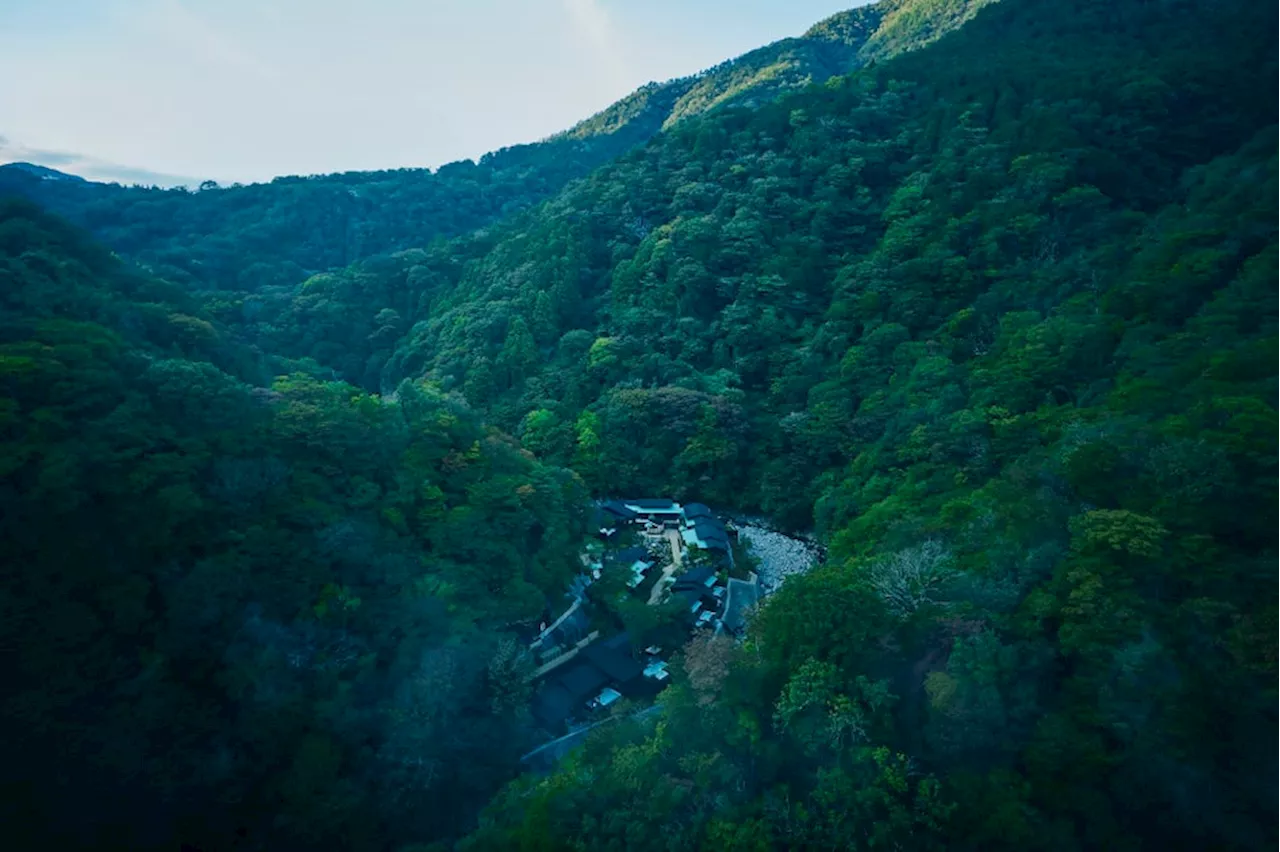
[848,0,998,56]
[0,0,993,294]
[659,0,997,125]
[343,0,1271,847]
[302,0,1274,459]
[0,199,588,850]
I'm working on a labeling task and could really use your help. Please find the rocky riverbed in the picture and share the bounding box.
[733,523,823,595]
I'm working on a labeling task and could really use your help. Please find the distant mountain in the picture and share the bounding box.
[0,162,87,182]
[0,0,997,292]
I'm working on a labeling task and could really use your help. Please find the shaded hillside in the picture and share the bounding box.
[192,0,1272,845]
[0,0,993,294]
[0,199,588,850]
[454,0,1278,846]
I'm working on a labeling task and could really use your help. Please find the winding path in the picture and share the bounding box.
[647,529,684,605]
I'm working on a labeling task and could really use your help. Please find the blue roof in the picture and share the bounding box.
[601,500,638,520]
[691,519,730,550]
[582,633,643,684]
[722,578,759,634]
[673,564,716,590]
[683,503,714,519]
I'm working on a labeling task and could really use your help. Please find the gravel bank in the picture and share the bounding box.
[735,523,822,595]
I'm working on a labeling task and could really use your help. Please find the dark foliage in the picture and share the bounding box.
[1,0,1275,849]
[0,200,585,850]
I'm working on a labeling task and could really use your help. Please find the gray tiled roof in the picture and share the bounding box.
[683,503,714,519]
[722,578,760,634]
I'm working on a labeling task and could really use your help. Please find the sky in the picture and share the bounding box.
[0,0,866,187]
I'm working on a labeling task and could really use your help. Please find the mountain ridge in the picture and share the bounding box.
[0,0,997,292]
[0,162,88,182]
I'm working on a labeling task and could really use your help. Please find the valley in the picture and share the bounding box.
[0,0,1275,850]
[526,498,816,745]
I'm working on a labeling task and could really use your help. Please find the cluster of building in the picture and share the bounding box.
[528,498,760,734]
[531,632,670,731]
[596,499,733,565]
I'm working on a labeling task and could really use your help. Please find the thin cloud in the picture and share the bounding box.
[0,137,202,187]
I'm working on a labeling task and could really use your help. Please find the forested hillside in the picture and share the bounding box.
[0,200,588,849]
[248,0,1275,525]
[0,0,989,296]
[2,0,1276,849]
[439,0,1270,847]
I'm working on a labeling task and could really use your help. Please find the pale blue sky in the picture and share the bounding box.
[0,0,866,186]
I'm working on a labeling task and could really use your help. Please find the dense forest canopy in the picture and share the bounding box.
[1,0,1275,849]
[0,198,591,849]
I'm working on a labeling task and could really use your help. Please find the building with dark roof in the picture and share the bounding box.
[600,500,639,522]
[530,631,659,731]
[607,546,656,588]
[674,585,718,624]
[672,564,717,591]
[531,601,592,662]
[581,632,644,690]
[722,577,760,636]
[676,582,721,609]
[594,501,638,540]
[671,564,724,627]
[683,521,729,550]
[531,658,610,731]
[682,503,714,521]
[696,524,730,549]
